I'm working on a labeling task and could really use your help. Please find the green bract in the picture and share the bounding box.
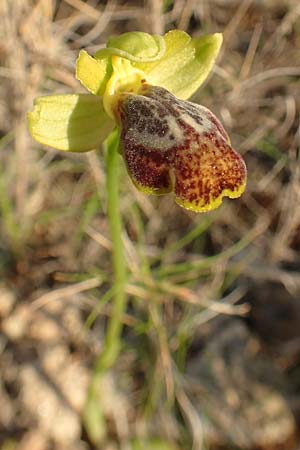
[28,30,222,153]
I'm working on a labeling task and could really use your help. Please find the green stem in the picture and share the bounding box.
[95,129,127,374]
[84,130,127,444]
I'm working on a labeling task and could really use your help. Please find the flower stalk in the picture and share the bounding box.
[95,129,127,373]
[84,129,127,445]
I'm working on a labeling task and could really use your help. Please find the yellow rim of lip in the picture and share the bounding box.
[130,177,246,209]
[175,181,247,213]
[130,177,173,196]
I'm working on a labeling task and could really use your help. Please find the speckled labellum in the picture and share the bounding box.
[115,85,247,212]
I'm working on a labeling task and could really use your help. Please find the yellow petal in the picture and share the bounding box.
[135,30,223,100]
[76,50,112,96]
[28,94,113,152]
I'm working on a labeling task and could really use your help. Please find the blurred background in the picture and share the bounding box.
[0,0,300,449]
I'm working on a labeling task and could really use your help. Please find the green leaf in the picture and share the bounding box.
[94,31,166,63]
[136,30,223,100]
[76,50,112,95]
[28,94,113,152]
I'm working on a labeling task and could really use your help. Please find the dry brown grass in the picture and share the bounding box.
[0,1,300,449]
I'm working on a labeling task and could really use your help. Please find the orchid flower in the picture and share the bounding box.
[28,30,246,212]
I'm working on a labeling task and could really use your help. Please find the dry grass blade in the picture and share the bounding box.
[30,277,102,311]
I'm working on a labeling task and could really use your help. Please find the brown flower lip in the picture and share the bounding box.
[115,84,247,212]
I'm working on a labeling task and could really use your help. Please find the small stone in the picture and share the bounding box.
[0,385,14,428]
[20,364,81,444]
[2,305,30,340]
[0,284,16,317]
[17,430,48,450]
[40,344,89,412]
[29,312,63,341]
